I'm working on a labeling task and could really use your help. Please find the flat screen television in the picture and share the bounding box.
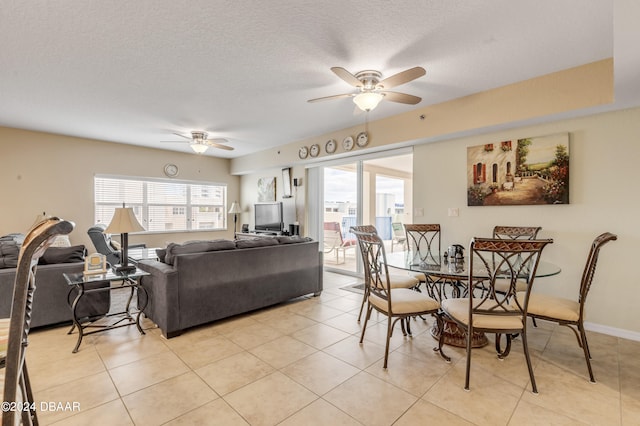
[254,202,283,232]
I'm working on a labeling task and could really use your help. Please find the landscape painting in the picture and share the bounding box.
[467,133,569,206]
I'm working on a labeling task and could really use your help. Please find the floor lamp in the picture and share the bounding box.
[105,205,145,273]
[228,202,242,237]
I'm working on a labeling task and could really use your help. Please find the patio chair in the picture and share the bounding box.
[323,222,356,264]
[390,222,407,252]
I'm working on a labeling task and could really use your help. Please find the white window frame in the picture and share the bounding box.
[94,175,228,233]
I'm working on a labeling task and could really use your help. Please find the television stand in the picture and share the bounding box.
[236,232,282,240]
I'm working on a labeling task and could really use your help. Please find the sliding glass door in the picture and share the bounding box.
[323,163,360,273]
[316,150,413,275]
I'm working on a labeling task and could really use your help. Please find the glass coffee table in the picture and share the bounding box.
[63,267,150,353]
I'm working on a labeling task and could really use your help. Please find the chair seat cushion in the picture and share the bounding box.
[520,292,579,322]
[442,298,523,330]
[370,288,439,315]
[386,274,419,289]
[409,271,427,282]
[494,278,528,293]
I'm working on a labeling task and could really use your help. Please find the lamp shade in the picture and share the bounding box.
[353,92,384,111]
[104,207,145,234]
[190,142,209,154]
[228,202,242,214]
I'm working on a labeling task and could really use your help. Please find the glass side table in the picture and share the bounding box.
[63,267,150,353]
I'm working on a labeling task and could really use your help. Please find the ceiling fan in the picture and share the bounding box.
[162,131,234,154]
[308,66,426,111]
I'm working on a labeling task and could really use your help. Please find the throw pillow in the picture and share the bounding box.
[38,245,87,265]
[0,240,20,269]
[156,248,167,263]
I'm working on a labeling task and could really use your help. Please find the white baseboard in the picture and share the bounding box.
[584,322,640,342]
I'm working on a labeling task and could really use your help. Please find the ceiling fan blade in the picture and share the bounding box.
[207,139,234,151]
[330,67,363,88]
[172,132,192,140]
[376,67,426,89]
[381,91,422,105]
[307,93,354,103]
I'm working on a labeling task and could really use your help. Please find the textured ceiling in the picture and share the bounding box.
[1,0,634,159]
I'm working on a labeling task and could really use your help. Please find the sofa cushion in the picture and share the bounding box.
[276,236,313,244]
[235,238,280,249]
[164,239,236,265]
[39,245,87,265]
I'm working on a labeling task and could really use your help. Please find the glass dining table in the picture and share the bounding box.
[385,250,561,347]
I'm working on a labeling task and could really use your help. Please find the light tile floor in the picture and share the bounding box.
[27,272,640,425]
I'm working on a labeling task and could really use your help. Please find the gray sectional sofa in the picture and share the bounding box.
[137,236,323,338]
[0,236,110,328]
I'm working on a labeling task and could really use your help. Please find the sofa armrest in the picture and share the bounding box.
[137,260,180,338]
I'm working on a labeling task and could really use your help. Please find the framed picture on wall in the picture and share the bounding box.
[467,133,570,206]
[257,176,276,202]
[282,167,292,198]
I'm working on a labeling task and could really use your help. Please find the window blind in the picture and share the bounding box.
[94,176,227,232]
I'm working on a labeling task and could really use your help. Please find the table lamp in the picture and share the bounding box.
[228,201,242,236]
[104,205,145,273]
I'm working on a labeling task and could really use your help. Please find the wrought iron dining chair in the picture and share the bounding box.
[1,217,74,426]
[477,226,543,297]
[441,237,553,393]
[524,232,617,383]
[352,228,449,368]
[493,226,542,241]
[350,225,419,322]
[403,224,450,298]
[404,224,441,264]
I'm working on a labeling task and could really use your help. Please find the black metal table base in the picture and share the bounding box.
[66,277,148,353]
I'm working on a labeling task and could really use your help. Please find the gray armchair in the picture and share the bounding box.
[87,224,145,267]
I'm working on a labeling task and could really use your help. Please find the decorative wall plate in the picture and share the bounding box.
[164,163,179,177]
[343,136,354,151]
[298,146,309,159]
[325,139,337,154]
[310,143,320,157]
[356,131,369,147]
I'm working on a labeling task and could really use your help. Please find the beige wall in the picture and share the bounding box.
[411,107,639,336]
[0,127,240,249]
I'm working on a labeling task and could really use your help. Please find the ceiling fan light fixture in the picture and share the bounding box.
[353,92,384,111]
[190,142,209,154]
